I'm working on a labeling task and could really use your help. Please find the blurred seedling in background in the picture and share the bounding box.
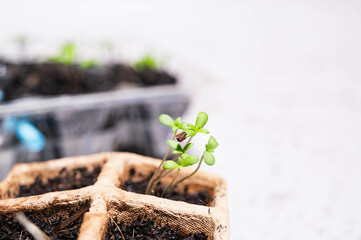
[48,42,77,65]
[79,59,99,69]
[100,40,115,63]
[133,54,159,72]
[145,112,218,198]
[48,42,99,69]
[12,34,30,62]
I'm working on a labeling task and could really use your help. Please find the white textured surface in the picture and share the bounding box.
[1,0,361,239]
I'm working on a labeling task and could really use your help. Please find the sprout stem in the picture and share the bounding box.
[161,169,180,197]
[166,155,204,195]
[171,154,180,161]
[186,136,194,145]
[152,169,174,189]
[145,131,177,194]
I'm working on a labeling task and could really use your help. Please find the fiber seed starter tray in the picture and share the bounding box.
[0,152,229,239]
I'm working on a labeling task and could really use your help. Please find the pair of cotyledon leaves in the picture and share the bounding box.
[159,112,219,170]
[163,136,219,170]
[158,112,209,136]
[163,140,198,170]
[203,136,218,166]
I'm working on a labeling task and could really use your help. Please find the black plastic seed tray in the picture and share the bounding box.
[0,86,189,180]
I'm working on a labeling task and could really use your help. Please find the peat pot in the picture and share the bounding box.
[0,152,229,239]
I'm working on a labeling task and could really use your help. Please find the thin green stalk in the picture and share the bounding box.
[145,146,171,194]
[166,155,204,195]
[145,131,177,195]
[171,154,180,161]
[152,169,174,189]
[186,136,193,145]
[161,169,180,197]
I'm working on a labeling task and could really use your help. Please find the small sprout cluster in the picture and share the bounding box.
[48,42,77,65]
[133,55,158,73]
[48,42,99,69]
[145,112,218,197]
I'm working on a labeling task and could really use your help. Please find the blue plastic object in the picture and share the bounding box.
[2,117,45,152]
[3,117,17,133]
[0,90,3,101]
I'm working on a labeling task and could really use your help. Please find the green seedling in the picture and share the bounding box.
[79,59,99,69]
[133,55,158,72]
[158,115,182,134]
[100,40,114,53]
[145,112,218,198]
[100,40,115,63]
[179,112,209,136]
[13,35,28,46]
[48,42,77,65]
[48,42,99,69]
[13,34,29,62]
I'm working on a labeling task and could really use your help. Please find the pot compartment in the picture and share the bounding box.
[0,156,106,199]
[105,199,213,240]
[120,160,216,206]
[0,199,90,239]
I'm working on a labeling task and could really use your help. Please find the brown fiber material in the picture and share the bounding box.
[0,152,229,239]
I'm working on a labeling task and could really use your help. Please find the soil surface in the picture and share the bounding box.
[0,201,89,240]
[0,61,176,102]
[106,216,208,240]
[17,165,102,198]
[122,168,211,206]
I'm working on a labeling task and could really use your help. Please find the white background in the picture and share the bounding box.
[1,0,361,239]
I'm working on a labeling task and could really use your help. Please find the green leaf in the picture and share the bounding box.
[195,112,208,129]
[60,42,77,65]
[49,42,77,65]
[183,155,199,167]
[206,136,219,152]
[159,114,174,127]
[177,157,183,165]
[199,128,209,134]
[172,126,179,134]
[180,122,194,130]
[203,151,215,166]
[167,140,179,150]
[172,150,183,154]
[133,55,158,72]
[183,142,194,152]
[181,153,190,160]
[163,160,179,170]
[80,59,99,69]
[185,129,196,137]
[174,117,181,126]
[62,43,77,64]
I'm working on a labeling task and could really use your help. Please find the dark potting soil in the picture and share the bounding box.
[0,201,89,240]
[17,165,102,198]
[137,68,176,86]
[0,61,177,102]
[106,216,208,240]
[122,168,211,206]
